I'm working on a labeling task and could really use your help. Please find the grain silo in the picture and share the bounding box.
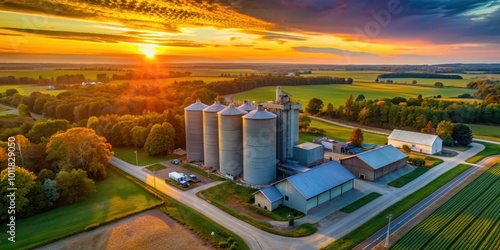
[243,105,277,185]
[218,103,247,177]
[238,100,256,112]
[184,99,208,162]
[203,100,226,169]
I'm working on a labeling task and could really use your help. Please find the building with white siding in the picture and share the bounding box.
[388,129,443,154]
[254,161,355,214]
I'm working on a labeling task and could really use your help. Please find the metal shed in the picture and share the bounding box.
[293,142,324,166]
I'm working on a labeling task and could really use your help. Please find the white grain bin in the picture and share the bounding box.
[218,103,247,177]
[202,100,226,169]
[243,105,277,185]
[238,100,256,112]
[184,99,208,161]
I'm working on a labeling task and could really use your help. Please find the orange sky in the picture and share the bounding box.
[0,0,499,64]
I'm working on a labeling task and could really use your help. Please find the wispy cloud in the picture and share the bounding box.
[293,46,378,57]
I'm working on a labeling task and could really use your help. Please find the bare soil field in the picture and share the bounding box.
[38,209,214,250]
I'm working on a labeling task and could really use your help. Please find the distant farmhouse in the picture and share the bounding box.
[340,145,407,181]
[388,129,443,154]
[254,161,355,214]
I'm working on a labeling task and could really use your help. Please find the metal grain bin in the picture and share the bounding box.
[218,103,247,177]
[203,100,226,169]
[184,100,208,161]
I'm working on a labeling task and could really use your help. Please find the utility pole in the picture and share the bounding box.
[385,214,393,248]
[134,150,138,166]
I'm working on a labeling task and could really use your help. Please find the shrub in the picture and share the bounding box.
[218,241,229,249]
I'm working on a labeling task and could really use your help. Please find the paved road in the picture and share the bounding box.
[354,155,499,250]
[0,103,44,119]
[111,142,485,249]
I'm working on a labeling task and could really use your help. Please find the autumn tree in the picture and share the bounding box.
[27,119,70,143]
[305,98,324,115]
[38,169,55,183]
[436,120,454,146]
[144,123,175,156]
[46,127,113,180]
[0,167,37,220]
[325,103,335,117]
[348,127,364,147]
[421,120,436,134]
[344,94,354,120]
[56,169,96,204]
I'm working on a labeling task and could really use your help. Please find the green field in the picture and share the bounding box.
[340,192,382,213]
[0,69,124,79]
[392,163,500,250]
[112,76,233,85]
[233,83,475,107]
[324,164,472,250]
[299,118,388,145]
[467,124,500,142]
[0,84,67,96]
[466,142,500,164]
[388,168,430,188]
[0,167,162,250]
[113,147,181,166]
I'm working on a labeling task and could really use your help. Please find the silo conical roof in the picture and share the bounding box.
[243,105,277,120]
[185,99,208,111]
[218,103,247,116]
[238,100,256,112]
[204,100,227,113]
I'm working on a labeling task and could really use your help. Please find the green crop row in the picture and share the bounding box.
[392,164,500,250]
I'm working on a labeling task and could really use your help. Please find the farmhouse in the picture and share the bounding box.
[254,161,355,214]
[340,145,407,181]
[388,129,443,154]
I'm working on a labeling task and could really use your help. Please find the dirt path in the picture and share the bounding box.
[37,209,214,250]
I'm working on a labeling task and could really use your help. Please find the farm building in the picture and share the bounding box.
[254,161,355,214]
[293,142,324,166]
[340,145,407,181]
[388,129,443,154]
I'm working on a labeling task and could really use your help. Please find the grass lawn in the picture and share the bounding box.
[0,167,162,250]
[113,147,180,166]
[405,152,444,167]
[146,163,168,172]
[109,166,249,250]
[323,164,472,250]
[467,123,500,142]
[182,163,226,181]
[466,142,500,164]
[233,83,475,107]
[388,168,430,188]
[340,192,382,213]
[299,118,388,145]
[198,182,316,237]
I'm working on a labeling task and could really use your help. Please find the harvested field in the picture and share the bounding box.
[38,209,214,250]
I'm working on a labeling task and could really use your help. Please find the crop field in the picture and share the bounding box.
[298,118,388,145]
[306,70,386,83]
[233,83,475,107]
[111,76,233,85]
[0,84,66,95]
[392,163,500,250]
[466,124,500,142]
[0,69,124,79]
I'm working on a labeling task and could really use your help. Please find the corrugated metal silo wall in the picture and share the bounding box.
[218,114,244,176]
[185,109,204,161]
[203,110,219,168]
[243,117,277,185]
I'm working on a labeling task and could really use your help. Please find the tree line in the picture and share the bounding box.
[467,80,500,104]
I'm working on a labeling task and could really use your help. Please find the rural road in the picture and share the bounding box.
[0,103,44,119]
[354,154,499,250]
[111,142,485,249]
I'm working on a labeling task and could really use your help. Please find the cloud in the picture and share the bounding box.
[0,0,273,32]
[293,46,378,57]
[243,30,307,41]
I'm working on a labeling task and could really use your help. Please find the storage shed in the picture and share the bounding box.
[254,186,283,211]
[388,129,443,154]
[293,142,324,166]
[254,161,355,214]
[340,145,407,181]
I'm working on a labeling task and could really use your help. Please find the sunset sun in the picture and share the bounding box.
[139,44,157,58]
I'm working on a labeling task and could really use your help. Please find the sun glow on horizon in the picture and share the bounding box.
[139,44,157,58]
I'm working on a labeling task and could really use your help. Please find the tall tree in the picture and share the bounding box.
[305,98,324,115]
[43,179,59,206]
[17,103,31,117]
[56,169,96,204]
[452,124,473,146]
[46,128,113,180]
[348,127,364,147]
[298,115,311,132]
[344,94,354,120]
[0,167,37,220]
[144,123,175,156]
[355,94,365,102]
[325,103,335,117]
[27,119,70,143]
[421,120,435,134]
[436,120,454,146]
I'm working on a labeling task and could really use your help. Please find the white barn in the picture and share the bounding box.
[254,161,355,214]
[388,129,443,154]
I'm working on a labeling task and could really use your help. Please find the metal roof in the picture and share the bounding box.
[184,100,208,111]
[286,161,355,200]
[295,142,323,150]
[217,103,247,115]
[243,105,277,120]
[238,100,256,112]
[388,129,442,146]
[347,145,407,170]
[203,100,226,113]
[258,186,283,203]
